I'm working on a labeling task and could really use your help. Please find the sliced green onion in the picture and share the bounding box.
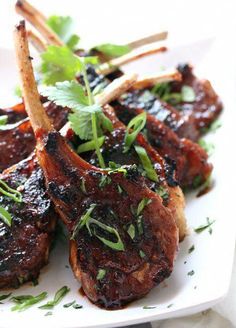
[0,293,11,301]
[39,286,70,310]
[77,136,105,154]
[0,206,12,227]
[72,204,125,251]
[123,112,147,153]
[127,224,135,240]
[0,179,22,203]
[134,145,158,182]
[11,292,47,312]
[136,198,152,216]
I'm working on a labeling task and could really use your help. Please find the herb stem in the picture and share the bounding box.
[81,66,94,106]
[91,112,105,168]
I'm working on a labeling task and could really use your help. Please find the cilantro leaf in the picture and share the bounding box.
[69,104,103,140]
[40,45,82,85]
[93,43,131,58]
[47,16,80,50]
[41,81,89,109]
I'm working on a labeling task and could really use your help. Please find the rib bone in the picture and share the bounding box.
[132,69,182,89]
[97,43,167,75]
[15,0,63,46]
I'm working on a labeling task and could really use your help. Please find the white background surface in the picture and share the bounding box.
[1,1,236,327]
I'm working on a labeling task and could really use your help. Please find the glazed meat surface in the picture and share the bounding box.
[0,102,69,172]
[113,103,212,188]
[85,105,186,240]
[170,63,223,131]
[36,130,178,308]
[0,154,56,288]
[118,90,200,141]
[0,119,35,172]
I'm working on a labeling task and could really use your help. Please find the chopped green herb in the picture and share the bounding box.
[123,112,147,153]
[0,293,11,301]
[77,136,105,154]
[134,145,158,182]
[47,15,80,50]
[117,184,123,194]
[127,224,136,240]
[93,43,131,58]
[156,185,169,201]
[99,175,112,188]
[192,175,202,188]
[80,177,87,194]
[39,286,70,310]
[139,250,146,258]
[188,245,195,253]
[73,303,83,309]
[151,82,196,105]
[187,270,195,276]
[198,139,215,156]
[96,269,106,280]
[167,303,173,308]
[137,198,152,216]
[0,179,23,203]
[181,85,196,102]
[0,206,12,227]
[45,311,53,316]
[143,305,156,309]
[11,292,47,312]
[63,300,76,308]
[0,115,8,126]
[194,217,215,234]
[107,162,127,176]
[72,204,125,251]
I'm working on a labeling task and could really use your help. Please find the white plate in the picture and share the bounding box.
[0,37,236,328]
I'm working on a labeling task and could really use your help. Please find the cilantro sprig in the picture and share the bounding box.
[47,15,80,50]
[41,48,113,168]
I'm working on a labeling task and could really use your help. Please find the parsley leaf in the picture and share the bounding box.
[40,45,82,85]
[93,43,131,58]
[47,15,80,50]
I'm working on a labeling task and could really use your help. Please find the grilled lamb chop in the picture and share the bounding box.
[113,102,212,188]
[83,105,186,240]
[14,21,179,309]
[117,90,200,141]
[170,63,223,131]
[0,153,56,288]
[0,101,69,172]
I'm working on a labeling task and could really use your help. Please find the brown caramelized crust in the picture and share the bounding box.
[0,102,69,172]
[0,154,57,288]
[113,103,212,188]
[36,130,178,309]
[170,64,223,131]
